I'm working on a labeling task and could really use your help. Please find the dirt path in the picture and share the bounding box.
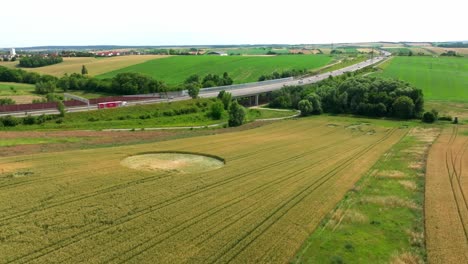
[425,126,468,263]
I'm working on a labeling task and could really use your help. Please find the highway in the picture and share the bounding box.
[0,53,390,117]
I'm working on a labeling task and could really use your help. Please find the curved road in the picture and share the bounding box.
[0,52,390,117]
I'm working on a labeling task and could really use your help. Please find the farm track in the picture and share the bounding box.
[426,126,468,263]
[0,119,404,263]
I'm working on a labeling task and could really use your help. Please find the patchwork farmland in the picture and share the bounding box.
[97,55,333,85]
[0,118,404,263]
[0,55,168,77]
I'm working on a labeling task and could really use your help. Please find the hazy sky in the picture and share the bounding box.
[2,0,466,47]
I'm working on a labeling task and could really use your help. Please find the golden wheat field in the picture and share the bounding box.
[0,55,168,77]
[0,118,405,263]
[425,126,468,264]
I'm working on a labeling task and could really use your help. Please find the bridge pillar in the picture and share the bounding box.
[255,94,259,106]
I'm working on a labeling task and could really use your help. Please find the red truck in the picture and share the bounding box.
[97,101,127,109]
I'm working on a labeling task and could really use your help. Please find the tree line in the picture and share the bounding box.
[258,69,306,81]
[19,56,63,68]
[270,75,424,120]
[0,66,239,98]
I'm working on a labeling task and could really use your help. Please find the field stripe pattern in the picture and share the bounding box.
[425,126,468,263]
[0,118,404,263]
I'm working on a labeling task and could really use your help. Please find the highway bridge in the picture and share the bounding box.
[0,53,390,117]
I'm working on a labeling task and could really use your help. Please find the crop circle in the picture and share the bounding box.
[121,152,224,174]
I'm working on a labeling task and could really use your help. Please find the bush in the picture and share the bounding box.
[209,101,224,120]
[36,114,48,124]
[439,116,453,121]
[0,98,15,105]
[22,115,36,125]
[1,115,19,127]
[422,111,436,123]
[392,96,415,119]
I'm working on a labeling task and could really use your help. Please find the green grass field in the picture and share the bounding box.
[0,82,36,96]
[2,99,298,131]
[97,55,332,85]
[375,56,468,101]
[0,116,405,263]
[294,128,438,263]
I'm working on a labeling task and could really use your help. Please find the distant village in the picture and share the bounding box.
[0,48,235,61]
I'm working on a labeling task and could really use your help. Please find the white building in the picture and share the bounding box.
[10,48,16,57]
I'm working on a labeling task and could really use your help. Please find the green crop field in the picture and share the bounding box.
[375,56,468,101]
[295,128,438,263]
[97,55,332,85]
[0,82,36,96]
[0,117,405,263]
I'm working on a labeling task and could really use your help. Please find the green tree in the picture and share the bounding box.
[422,111,436,123]
[186,83,200,99]
[298,99,312,116]
[210,101,224,120]
[35,81,56,94]
[392,96,415,119]
[81,65,88,75]
[217,90,232,110]
[57,101,66,117]
[306,93,323,114]
[228,100,246,127]
[184,74,200,85]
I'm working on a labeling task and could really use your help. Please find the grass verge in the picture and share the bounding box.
[293,127,440,263]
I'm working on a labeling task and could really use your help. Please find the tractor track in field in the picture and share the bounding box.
[102,136,372,263]
[207,128,399,263]
[0,121,331,193]
[0,126,349,224]
[110,128,399,263]
[445,126,468,242]
[6,128,374,263]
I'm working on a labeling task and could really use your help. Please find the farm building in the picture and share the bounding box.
[207,51,228,56]
[95,51,121,57]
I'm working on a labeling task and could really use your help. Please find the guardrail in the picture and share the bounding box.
[198,77,294,94]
